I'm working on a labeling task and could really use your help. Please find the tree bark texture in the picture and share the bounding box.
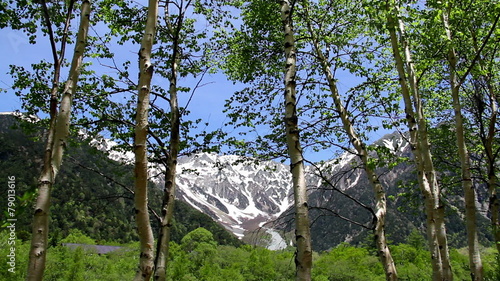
[133,0,158,280]
[27,2,90,280]
[470,24,500,258]
[441,6,483,280]
[485,85,500,255]
[385,1,453,280]
[279,1,312,280]
[153,77,179,281]
[154,11,182,280]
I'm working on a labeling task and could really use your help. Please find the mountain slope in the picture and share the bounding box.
[167,153,292,238]
[0,113,242,247]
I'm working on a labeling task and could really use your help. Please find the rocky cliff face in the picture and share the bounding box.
[172,153,293,239]
[5,112,488,251]
[302,132,418,250]
[77,118,490,251]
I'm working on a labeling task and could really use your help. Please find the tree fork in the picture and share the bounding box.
[384,0,453,279]
[27,1,90,280]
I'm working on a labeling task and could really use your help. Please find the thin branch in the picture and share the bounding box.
[67,156,161,221]
[40,0,59,69]
[304,158,376,219]
[458,12,500,87]
[310,206,373,230]
[58,0,76,69]
[181,68,211,115]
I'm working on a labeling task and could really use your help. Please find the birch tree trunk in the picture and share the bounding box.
[153,150,177,281]
[384,1,453,279]
[279,1,312,280]
[304,8,397,279]
[402,11,455,280]
[133,0,158,280]
[486,98,500,254]
[441,6,483,280]
[27,2,90,280]
[153,74,179,281]
[325,64,398,281]
[153,9,182,280]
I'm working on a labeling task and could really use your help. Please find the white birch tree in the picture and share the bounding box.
[303,2,397,278]
[440,2,483,278]
[381,1,453,279]
[26,1,91,280]
[279,1,312,280]
[133,0,158,280]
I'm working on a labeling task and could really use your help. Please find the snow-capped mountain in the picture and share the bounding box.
[86,132,295,241]
[302,132,417,249]
[5,111,488,250]
[170,153,293,239]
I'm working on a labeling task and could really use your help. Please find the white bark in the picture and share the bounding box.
[385,1,453,279]
[133,1,158,280]
[485,84,500,255]
[441,6,483,279]
[279,1,312,280]
[27,2,90,280]
[154,19,181,281]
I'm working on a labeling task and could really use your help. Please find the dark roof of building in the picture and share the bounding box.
[62,243,125,254]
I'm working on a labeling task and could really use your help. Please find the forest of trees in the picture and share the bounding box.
[0,0,499,280]
[1,227,499,280]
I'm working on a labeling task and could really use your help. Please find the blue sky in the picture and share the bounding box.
[0,24,236,123]
[0,26,294,160]
[0,28,33,112]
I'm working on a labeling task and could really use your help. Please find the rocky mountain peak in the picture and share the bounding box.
[172,153,293,239]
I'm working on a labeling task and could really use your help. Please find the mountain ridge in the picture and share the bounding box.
[0,113,242,247]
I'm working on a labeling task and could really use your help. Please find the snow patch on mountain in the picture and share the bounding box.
[265,228,287,250]
[163,134,409,245]
[90,138,135,165]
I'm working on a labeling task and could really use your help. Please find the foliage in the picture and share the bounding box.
[390,244,431,280]
[313,243,384,281]
[1,225,500,280]
[406,228,427,250]
[60,229,96,245]
[171,200,243,247]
